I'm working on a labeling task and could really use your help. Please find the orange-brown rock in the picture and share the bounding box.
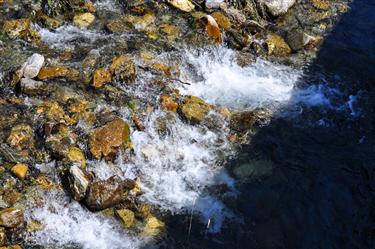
[203,15,222,44]
[37,66,80,81]
[88,119,131,159]
[92,68,112,88]
[109,55,136,83]
[11,163,28,180]
[160,95,178,112]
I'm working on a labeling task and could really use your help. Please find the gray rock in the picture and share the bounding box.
[262,0,296,16]
[0,208,24,228]
[20,53,45,79]
[69,165,91,201]
[20,78,49,95]
[205,0,224,9]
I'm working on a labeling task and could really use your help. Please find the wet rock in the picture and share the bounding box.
[179,96,210,124]
[168,0,195,12]
[0,144,24,164]
[19,53,45,79]
[205,0,224,9]
[2,18,30,39]
[73,13,95,28]
[0,227,5,245]
[233,159,274,178]
[20,78,50,96]
[109,55,136,83]
[26,219,44,233]
[88,118,131,160]
[286,29,319,51]
[160,95,178,112]
[92,68,112,88]
[203,15,222,44]
[160,23,180,41]
[262,0,296,17]
[106,18,132,34]
[7,124,34,151]
[211,11,231,30]
[38,13,64,30]
[230,109,271,133]
[37,66,80,81]
[11,163,28,180]
[0,208,24,228]
[115,208,135,229]
[67,146,86,168]
[266,34,291,56]
[0,245,22,249]
[142,216,165,237]
[312,0,330,10]
[69,165,90,201]
[85,176,124,211]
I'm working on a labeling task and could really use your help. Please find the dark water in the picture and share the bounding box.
[166,0,375,248]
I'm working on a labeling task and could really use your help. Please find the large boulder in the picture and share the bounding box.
[88,118,131,160]
[0,208,24,228]
[262,0,296,17]
[85,176,124,211]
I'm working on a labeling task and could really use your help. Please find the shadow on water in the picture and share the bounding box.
[164,0,375,248]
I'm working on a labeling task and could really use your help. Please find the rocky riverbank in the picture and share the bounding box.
[0,0,351,248]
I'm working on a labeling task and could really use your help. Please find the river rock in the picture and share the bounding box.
[168,0,195,12]
[0,227,5,245]
[2,18,30,39]
[115,208,135,228]
[19,53,45,79]
[69,165,91,201]
[211,11,231,30]
[85,176,124,211]
[92,68,112,88]
[73,13,95,28]
[160,95,178,112]
[20,78,50,96]
[7,124,34,151]
[109,55,136,83]
[262,0,296,17]
[203,15,222,44]
[286,30,318,50]
[179,96,210,124]
[0,208,24,228]
[266,34,291,56]
[230,109,271,132]
[142,216,165,237]
[11,163,28,180]
[67,147,86,168]
[37,66,80,81]
[205,0,224,9]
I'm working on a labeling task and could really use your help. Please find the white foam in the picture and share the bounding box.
[178,47,301,109]
[26,190,141,249]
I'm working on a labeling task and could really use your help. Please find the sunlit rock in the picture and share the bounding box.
[7,124,34,151]
[205,0,224,9]
[19,53,45,79]
[3,18,30,39]
[179,96,210,124]
[67,147,86,168]
[92,68,112,88]
[167,0,195,12]
[85,176,124,211]
[0,208,24,228]
[88,118,131,160]
[263,0,296,17]
[109,55,136,83]
[203,15,222,44]
[37,66,80,81]
[142,216,165,237]
[211,11,231,30]
[11,163,28,180]
[312,0,330,10]
[266,34,292,56]
[160,95,178,112]
[73,13,95,28]
[115,209,135,229]
[69,165,91,201]
[286,29,319,51]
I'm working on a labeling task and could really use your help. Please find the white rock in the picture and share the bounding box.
[168,0,195,12]
[205,0,224,9]
[262,0,296,16]
[20,53,45,79]
[69,165,90,201]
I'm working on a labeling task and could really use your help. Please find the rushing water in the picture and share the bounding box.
[3,0,374,248]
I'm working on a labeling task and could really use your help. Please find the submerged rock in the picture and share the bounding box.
[11,163,28,180]
[262,0,296,17]
[179,96,210,124]
[85,176,124,211]
[88,118,131,160]
[69,165,91,201]
[168,0,195,12]
[0,208,24,228]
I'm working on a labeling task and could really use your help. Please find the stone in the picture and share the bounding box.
[160,95,178,112]
[115,209,135,228]
[160,24,180,40]
[203,15,222,44]
[312,0,330,10]
[92,68,112,88]
[69,165,91,201]
[109,55,136,83]
[263,0,296,17]
[142,216,165,237]
[211,11,231,30]
[286,30,318,50]
[0,208,24,228]
[2,18,30,39]
[7,124,34,151]
[11,163,28,180]
[89,119,131,159]
[73,13,95,28]
[37,66,80,81]
[19,53,45,79]
[26,219,44,232]
[67,147,86,168]
[106,18,132,34]
[266,34,292,57]
[39,14,64,30]
[20,78,49,96]
[230,109,271,132]
[179,96,210,124]
[0,227,5,245]
[126,11,155,30]
[85,176,124,211]
[167,0,195,12]
[0,246,22,249]
[205,0,224,9]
